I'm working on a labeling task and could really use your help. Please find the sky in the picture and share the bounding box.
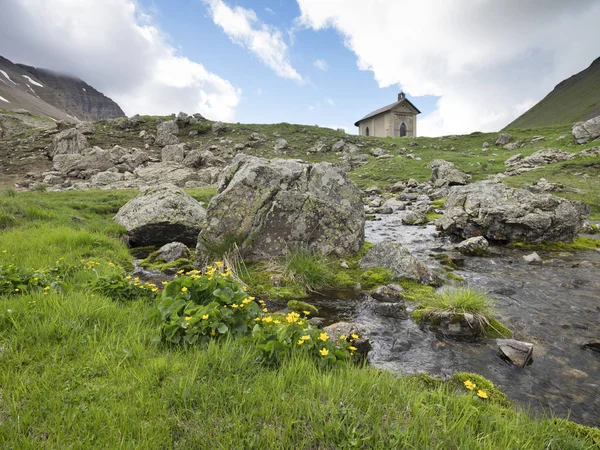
[0,0,599,136]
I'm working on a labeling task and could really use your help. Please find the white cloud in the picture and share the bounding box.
[313,58,328,71]
[265,7,275,15]
[297,0,600,136]
[256,87,263,96]
[325,97,334,106]
[205,0,303,82]
[0,0,240,120]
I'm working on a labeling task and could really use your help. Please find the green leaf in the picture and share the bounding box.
[217,322,228,334]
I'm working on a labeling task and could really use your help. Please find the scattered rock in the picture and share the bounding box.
[359,241,438,285]
[75,121,95,135]
[156,242,190,263]
[572,116,600,144]
[401,210,427,225]
[372,285,404,302]
[155,120,180,146]
[503,140,525,151]
[504,149,574,175]
[421,311,483,338]
[523,252,542,265]
[496,339,533,367]
[50,128,89,157]
[438,181,589,243]
[212,121,228,134]
[495,133,513,146]
[530,135,546,144]
[114,183,207,247]
[427,159,471,187]
[370,147,386,157]
[455,236,489,255]
[196,154,365,260]
[273,138,288,152]
[161,143,186,164]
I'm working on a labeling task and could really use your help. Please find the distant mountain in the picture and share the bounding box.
[506,57,600,130]
[0,55,125,122]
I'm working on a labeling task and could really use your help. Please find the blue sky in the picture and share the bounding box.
[137,0,437,133]
[1,0,599,136]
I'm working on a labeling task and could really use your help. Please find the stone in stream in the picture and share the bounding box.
[523,252,542,265]
[196,154,364,261]
[420,312,484,338]
[372,285,404,302]
[370,302,408,320]
[114,183,206,247]
[496,339,533,367]
[581,341,600,353]
[438,181,589,243]
[156,242,190,262]
[358,241,438,285]
[454,236,489,255]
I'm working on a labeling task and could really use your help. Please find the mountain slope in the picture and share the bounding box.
[505,57,600,129]
[0,55,125,122]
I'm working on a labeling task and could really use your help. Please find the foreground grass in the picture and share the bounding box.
[1,189,599,448]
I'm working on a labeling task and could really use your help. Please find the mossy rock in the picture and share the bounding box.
[287,300,318,315]
[360,267,393,288]
[449,372,511,408]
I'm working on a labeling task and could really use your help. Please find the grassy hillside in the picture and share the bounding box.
[506,57,600,129]
[1,189,599,448]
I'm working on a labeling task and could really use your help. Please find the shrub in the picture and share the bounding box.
[87,270,158,302]
[0,256,71,295]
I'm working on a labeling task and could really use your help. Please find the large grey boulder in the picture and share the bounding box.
[495,133,513,146]
[358,241,438,285]
[114,184,206,247]
[53,146,113,176]
[161,143,186,163]
[109,146,150,172]
[454,236,489,255]
[134,164,205,187]
[155,120,180,146]
[157,242,190,262]
[50,128,89,157]
[572,116,600,144]
[196,154,365,260]
[438,181,589,243]
[427,159,471,187]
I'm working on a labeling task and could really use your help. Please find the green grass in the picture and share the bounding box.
[508,236,600,252]
[1,190,599,447]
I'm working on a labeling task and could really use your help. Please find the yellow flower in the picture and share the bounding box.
[151,288,158,292]
[134,277,140,283]
[1,250,6,253]
[464,380,476,391]
[301,335,311,341]
[286,312,300,323]
[339,335,347,341]
[181,287,188,292]
[351,333,359,340]
[202,314,209,320]
[242,286,248,291]
[297,339,305,345]
[126,275,132,280]
[319,348,329,357]
[262,308,268,313]
[211,330,216,336]
[349,346,357,351]
[247,296,255,301]
[303,310,311,316]
[232,304,239,309]
[273,320,281,324]
[161,281,168,285]
[477,390,488,399]
[215,261,223,268]
[319,332,329,342]
[177,270,184,274]
[262,316,273,323]
[184,316,192,322]
[15,288,19,292]
[43,286,50,291]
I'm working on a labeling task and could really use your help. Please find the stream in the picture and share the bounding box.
[343,212,600,427]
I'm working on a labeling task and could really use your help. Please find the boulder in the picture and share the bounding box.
[496,339,533,367]
[370,147,386,157]
[495,133,513,146]
[504,149,574,175]
[114,184,206,247]
[161,143,186,163]
[273,138,288,152]
[90,170,127,186]
[196,154,365,260]
[438,181,589,243]
[109,146,150,172]
[156,242,190,262]
[358,241,438,285]
[401,210,427,225]
[155,120,179,146]
[572,116,600,144]
[371,285,404,302]
[427,159,471,187]
[455,236,489,255]
[523,252,542,265]
[50,128,89,157]
[76,121,95,135]
[53,146,113,176]
[332,140,346,152]
[212,121,228,134]
[134,164,205,187]
[421,311,483,338]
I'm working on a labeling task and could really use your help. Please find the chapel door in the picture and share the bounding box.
[400,123,407,137]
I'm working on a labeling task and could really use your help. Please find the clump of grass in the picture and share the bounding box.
[283,248,335,292]
[508,236,600,251]
[287,299,319,315]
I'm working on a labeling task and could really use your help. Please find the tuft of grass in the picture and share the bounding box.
[508,236,600,252]
[283,248,336,292]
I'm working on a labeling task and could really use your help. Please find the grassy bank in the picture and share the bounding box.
[1,190,599,448]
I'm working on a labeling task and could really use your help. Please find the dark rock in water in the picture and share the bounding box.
[372,285,404,302]
[157,242,190,263]
[581,341,600,353]
[421,311,484,338]
[370,302,408,320]
[496,339,533,367]
[196,154,364,260]
[438,181,589,243]
[359,241,438,285]
[114,183,206,247]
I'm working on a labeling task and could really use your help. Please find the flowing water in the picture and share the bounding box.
[337,212,600,426]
